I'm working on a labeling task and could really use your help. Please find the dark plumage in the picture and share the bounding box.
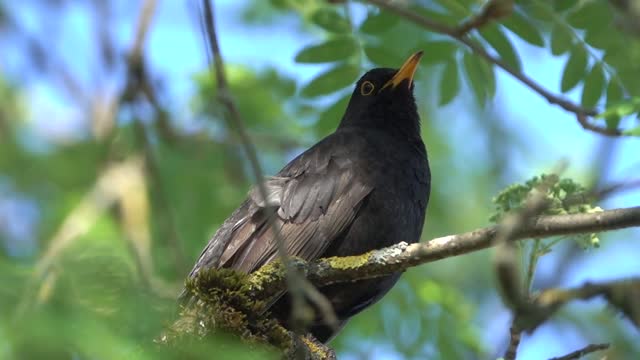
[181,52,431,343]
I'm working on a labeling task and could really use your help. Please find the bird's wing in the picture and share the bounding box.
[186,147,372,279]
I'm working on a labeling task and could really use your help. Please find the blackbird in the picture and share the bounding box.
[181,51,431,343]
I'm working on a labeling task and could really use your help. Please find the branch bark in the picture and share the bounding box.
[167,206,640,357]
[247,206,640,294]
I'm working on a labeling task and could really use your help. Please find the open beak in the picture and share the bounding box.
[382,51,423,90]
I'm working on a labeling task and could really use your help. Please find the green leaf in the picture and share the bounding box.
[560,47,588,92]
[604,113,621,130]
[502,12,545,47]
[526,1,553,22]
[439,60,460,106]
[360,10,399,34]
[483,60,496,99]
[364,44,405,66]
[606,80,624,106]
[294,36,359,63]
[316,94,350,135]
[550,23,573,56]
[623,125,640,136]
[597,97,640,129]
[581,63,605,108]
[301,63,360,97]
[310,8,350,33]
[566,1,610,30]
[584,27,623,50]
[554,0,579,12]
[463,52,494,106]
[420,40,458,65]
[479,25,522,71]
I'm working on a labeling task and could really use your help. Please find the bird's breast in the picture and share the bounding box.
[327,135,430,257]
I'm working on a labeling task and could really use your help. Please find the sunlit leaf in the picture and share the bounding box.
[623,125,640,136]
[479,25,522,71]
[310,7,350,33]
[301,63,360,97]
[561,47,588,92]
[597,97,640,130]
[581,63,605,108]
[502,12,545,47]
[294,36,359,63]
[439,60,460,106]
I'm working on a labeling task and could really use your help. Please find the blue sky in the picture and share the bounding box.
[2,0,639,358]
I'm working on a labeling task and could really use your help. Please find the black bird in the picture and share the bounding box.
[182,52,431,343]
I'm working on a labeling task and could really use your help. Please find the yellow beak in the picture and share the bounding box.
[382,51,424,90]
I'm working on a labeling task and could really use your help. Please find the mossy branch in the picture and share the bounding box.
[161,206,639,357]
[249,206,640,292]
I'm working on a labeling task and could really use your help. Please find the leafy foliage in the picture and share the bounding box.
[1,0,639,359]
[490,174,603,248]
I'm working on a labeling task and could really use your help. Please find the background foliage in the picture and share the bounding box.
[1,0,639,359]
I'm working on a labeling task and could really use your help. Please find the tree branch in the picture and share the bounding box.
[166,206,639,356]
[366,0,624,136]
[248,206,640,295]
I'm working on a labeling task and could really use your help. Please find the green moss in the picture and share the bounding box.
[177,267,296,353]
[323,252,371,270]
[246,260,287,297]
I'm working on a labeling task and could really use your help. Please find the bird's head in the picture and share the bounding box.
[339,51,423,135]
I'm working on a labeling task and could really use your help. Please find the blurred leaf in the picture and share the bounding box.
[584,26,623,50]
[439,60,460,106]
[502,12,545,47]
[420,40,458,65]
[364,44,405,66]
[301,63,360,97]
[581,63,605,108]
[310,7,350,33]
[316,94,350,135]
[550,23,573,56]
[294,36,359,63]
[623,125,640,136]
[360,10,400,34]
[561,47,588,92]
[526,1,553,22]
[566,1,610,30]
[554,0,579,12]
[607,79,624,106]
[463,52,494,106]
[479,25,522,71]
[434,0,470,18]
[597,97,640,130]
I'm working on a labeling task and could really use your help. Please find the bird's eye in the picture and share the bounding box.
[360,81,375,96]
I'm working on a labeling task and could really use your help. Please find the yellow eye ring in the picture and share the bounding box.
[360,81,375,96]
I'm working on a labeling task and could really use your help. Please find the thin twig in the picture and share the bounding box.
[548,343,610,360]
[503,325,522,360]
[199,0,338,333]
[366,0,624,136]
